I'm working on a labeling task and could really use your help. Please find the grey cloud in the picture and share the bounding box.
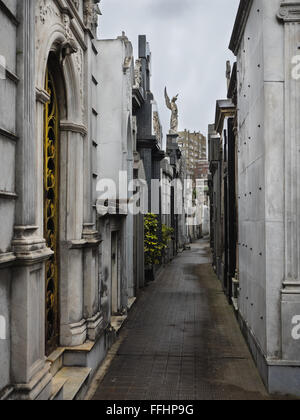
[99,0,239,140]
[145,0,197,19]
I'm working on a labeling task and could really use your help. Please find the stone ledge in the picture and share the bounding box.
[60,319,88,348]
[35,87,50,104]
[127,297,137,311]
[60,121,87,136]
[0,252,16,267]
[52,367,91,401]
[0,126,18,142]
[0,190,17,199]
[12,247,53,267]
[111,315,128,335]
[50,377,66,401]
[67,239,101,249]
[12,363,52,400]
[64,340,95,352]
[0,386,14,401]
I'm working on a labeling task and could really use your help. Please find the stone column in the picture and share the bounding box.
[82,32,102,341]
[59,126,87,347]
[278,1,300,360]
[10,0,52,400]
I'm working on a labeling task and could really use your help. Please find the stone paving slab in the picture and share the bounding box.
[92,240,285,400]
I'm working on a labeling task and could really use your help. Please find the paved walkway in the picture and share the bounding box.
[91,240,272,400]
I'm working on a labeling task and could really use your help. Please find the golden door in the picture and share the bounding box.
[44,67,60,356]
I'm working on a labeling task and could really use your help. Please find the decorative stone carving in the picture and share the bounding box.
[164,87,179,134]
[153,111,162,142]
[38,0,60,24]
[84,0,101,33]
[36,0,78,61]
[134,59,142,89]
[277,2,300,21]
[60,12,78,62]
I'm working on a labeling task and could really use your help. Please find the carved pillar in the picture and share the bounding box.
[59,126,87,347]
[278,1,300,360]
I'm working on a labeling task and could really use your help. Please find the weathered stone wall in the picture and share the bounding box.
[237,0,285,360]
[0,0,104,399]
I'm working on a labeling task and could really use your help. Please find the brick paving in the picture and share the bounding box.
[92,240,276,400]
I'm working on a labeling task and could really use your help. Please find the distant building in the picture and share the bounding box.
[177,130,207,180]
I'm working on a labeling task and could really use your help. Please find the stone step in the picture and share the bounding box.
[127,297,137,311]
[47,348,65,377]
[53,367,92,400]
[50,377,66,401]
[0,386,14,400]
[111,315,127,335]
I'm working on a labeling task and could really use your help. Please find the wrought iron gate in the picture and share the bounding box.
[44,67,60,356]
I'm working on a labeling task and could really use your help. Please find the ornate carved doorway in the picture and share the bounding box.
[44,65,60,356]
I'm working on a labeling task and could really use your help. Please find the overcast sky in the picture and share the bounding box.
[98,0,239,140]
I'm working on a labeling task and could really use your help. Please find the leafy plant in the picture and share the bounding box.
[144,214,174,266]
[162,224,174,248]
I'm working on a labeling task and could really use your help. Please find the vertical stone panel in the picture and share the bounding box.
[278,1,300,360]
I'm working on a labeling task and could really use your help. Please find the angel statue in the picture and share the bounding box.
[164,87,179,134]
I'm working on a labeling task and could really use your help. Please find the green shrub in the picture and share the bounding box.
[144,214,174,266]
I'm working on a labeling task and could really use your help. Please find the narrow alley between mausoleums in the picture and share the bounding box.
[2,0,300,403]
[88,240,273,401]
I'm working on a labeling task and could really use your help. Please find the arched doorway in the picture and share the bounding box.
[44,60,60,356]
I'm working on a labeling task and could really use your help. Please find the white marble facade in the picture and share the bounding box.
[0,0,109,400]
[231,0,300,396]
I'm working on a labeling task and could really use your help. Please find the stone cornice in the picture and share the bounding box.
[277,2,300,22]
[137,136,159,151]
[0,252,16,267]
[0,127,18,142]
[36,87,51,105]
[60,121,88,136]
[229,0,254,56]
[6,68,19,84]
[215,99,236,135]
[0,190,17,199]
